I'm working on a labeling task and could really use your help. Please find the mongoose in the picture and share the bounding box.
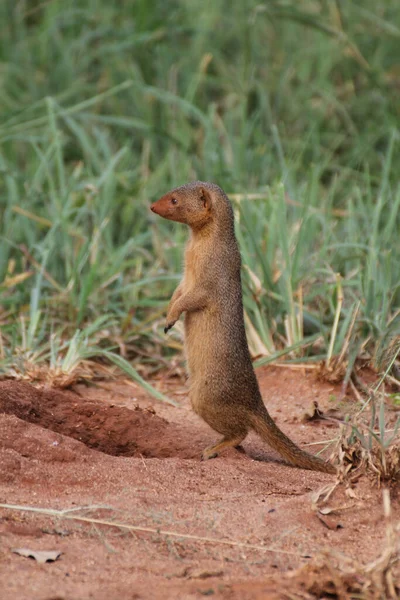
[150,181,336,474]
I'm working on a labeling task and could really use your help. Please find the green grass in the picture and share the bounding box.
[0,0,399,392]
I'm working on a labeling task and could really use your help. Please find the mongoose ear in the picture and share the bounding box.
[200,187,212,211]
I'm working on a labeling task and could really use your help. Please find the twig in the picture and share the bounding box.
[349,377,365,406]
[387,375,400,389]
[0,503,307,557]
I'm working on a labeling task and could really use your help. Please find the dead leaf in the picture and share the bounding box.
[302,401,325,423]
[302,401,344,423]
[319,503,356,515]
[311,482,338,506]
[12,548,62,563]
[324,408,345,420]
[319,507,334,515]
[316,513,343,531]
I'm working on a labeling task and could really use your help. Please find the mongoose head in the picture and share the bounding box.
[150,181,233,230]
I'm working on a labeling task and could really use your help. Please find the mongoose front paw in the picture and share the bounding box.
[164,321,175,334]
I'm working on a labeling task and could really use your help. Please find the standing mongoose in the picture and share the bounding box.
[150,181,336,474]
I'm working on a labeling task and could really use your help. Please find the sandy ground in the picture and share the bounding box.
[0,366,398,599]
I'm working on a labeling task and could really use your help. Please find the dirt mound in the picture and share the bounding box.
[0,380,198,459]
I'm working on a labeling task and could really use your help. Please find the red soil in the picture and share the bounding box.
[0,366,398,599]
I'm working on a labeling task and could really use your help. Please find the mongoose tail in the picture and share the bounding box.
[250,409,337,474]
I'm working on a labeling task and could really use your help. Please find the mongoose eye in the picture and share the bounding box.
[171,197,177,205]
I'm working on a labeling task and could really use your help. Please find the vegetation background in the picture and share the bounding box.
[0,0,399,391]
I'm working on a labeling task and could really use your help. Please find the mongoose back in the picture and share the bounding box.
[150,181,336,474]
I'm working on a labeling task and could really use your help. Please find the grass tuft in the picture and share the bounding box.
[0,0,399,396]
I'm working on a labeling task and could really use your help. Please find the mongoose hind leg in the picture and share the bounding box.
[201,435,246,461]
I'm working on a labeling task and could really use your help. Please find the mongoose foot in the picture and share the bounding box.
[201,445,244,460]
[201,435,246,461]
[201,449,219,461]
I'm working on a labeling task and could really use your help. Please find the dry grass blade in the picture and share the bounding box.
[336,414,400,483]
[325,273,343,371]
[0,503,307,557]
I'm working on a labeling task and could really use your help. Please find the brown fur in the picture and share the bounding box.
[151,181,336,474]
